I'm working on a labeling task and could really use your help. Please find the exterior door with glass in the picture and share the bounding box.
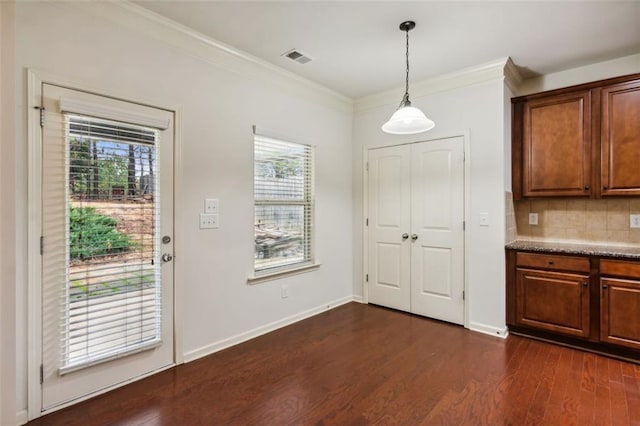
[39,84,174,411]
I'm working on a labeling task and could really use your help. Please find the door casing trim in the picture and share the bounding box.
[26,69,183,420]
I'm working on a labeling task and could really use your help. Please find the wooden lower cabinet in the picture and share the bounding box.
[517,269,590,337]
[600,259,640,351]
[507,250,640,360]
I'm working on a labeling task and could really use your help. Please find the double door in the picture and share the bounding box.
[367,137,465,324]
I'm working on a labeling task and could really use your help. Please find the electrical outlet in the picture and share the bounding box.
[204,198,219,214]
[281,285,289,299]
[529,213,539,225]
[199,213,218,229]
[631,214,640,229]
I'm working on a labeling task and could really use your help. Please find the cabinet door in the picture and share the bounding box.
[601,79,640,196]
[522,91,591,197]
[516,269,590,337]
[600,278,640,350]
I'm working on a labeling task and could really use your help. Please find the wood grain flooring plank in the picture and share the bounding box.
[27,303,640,426]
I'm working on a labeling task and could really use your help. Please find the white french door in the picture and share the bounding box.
[39,84,175,411]
[368,136,465,324]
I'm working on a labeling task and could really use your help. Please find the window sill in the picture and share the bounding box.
[247,262,321,285]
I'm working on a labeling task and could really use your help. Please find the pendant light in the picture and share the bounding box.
[382,21,435,135]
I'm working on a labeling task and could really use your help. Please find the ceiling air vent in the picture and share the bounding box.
[282,49,313,64]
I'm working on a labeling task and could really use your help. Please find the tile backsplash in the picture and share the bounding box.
[505,191,517,244]
[514,198,640,246]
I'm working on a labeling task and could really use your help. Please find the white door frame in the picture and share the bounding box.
[26,69,184,420]
[362,131,471,329]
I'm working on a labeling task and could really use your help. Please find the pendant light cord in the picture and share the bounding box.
[404,27,410,102]
[398,26,411,109]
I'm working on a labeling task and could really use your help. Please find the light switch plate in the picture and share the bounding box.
[479,213,489,227]
[200,213,218,229]
[204,198,219,214]
[529,213,539,225]
[631,214,640,229]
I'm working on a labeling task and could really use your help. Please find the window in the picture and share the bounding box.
[254,135,314,274]
[58,114,162,372]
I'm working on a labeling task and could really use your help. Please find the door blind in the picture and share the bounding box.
[254,135,314,273]
[44,113,162,374]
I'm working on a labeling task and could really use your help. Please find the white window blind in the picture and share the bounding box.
[44,113,162,374]
[254,135,314,274]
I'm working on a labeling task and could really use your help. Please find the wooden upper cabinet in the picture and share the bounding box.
[512,73,640,199]
[522,91,591,197]
[600,79,640,196]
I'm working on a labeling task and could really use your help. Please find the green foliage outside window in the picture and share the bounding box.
[69,206,134,260]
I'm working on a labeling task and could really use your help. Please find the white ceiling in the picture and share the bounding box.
[134,1,640,99]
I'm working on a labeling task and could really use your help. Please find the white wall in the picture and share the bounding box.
[12,1,353,417]
[518,53,640,95]
[1,1,17,424]
[352,76,509,336]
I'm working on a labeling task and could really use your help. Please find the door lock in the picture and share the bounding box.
[161,253,173,263]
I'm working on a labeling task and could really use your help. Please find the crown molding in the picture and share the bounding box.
[68,1,353,113]
[503,57,524,94]
[354,57,514,113]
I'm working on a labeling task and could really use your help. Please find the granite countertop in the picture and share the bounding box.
[506,240,640,260]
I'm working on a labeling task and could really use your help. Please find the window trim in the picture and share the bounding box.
[247,262,321,285]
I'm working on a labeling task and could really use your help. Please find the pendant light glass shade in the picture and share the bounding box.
[382,104,435,135]
[382,21,434,135]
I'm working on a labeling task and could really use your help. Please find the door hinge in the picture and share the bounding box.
[40,364,44,384]
[463,290,465,301]
[462,221,465,231]
[366,274,369,282]
[463,151,466,162]
[40,236,44,255]
[366,218,369,227]
[35,106,45,127]
[365,162,369,172]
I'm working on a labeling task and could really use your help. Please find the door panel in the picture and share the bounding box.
[367,146,411,311]
[600,277,640,350]
[419,246,452,297]
[410,138,465,324]
[40,84,174,411]
[601,80,640,196]
[516,269,590,338]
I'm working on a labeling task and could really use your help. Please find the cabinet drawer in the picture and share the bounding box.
[516,252,590,272]
[600,259,640,278]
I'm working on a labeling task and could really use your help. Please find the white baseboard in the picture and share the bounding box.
[352,295,365,303]
[469,322,509,339]
[183,296,356,363]
[16,409,28,425]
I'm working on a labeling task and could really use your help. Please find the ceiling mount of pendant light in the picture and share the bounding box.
[382,20,435,135]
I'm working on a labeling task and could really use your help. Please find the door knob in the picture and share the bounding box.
[402,233,409,240]
[161,253,173,263]
[411,234,418,241]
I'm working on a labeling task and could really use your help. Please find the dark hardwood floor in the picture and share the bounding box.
[29,302,640,425]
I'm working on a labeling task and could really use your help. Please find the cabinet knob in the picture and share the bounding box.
[582,282,588,287]
[548,260,554,265]
[602,284,608,289]
[584,185,590,191]
[603,186,608,190]
[402,233,409,240]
